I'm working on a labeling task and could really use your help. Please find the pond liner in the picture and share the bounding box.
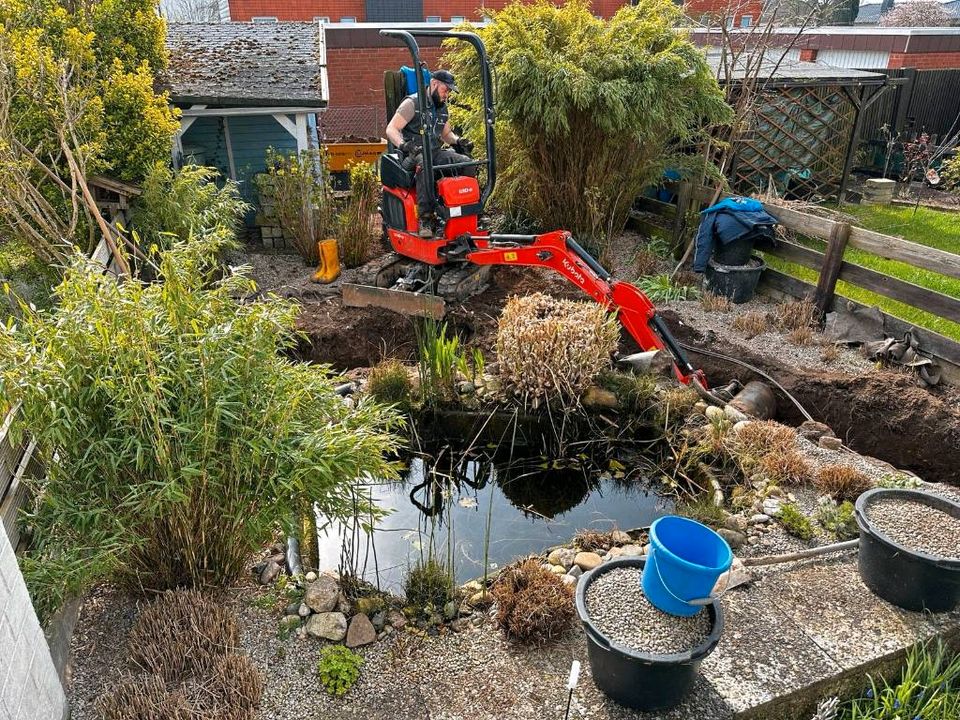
[855,488,960,613]
[574,557,724,712]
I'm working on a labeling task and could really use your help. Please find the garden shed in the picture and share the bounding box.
[164,21,329,211]
[707,53,895,200]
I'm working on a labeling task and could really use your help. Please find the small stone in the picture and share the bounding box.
[704,405,725,422]
[722,514,748,532]
[443,601,458,621]
[462,580,483,594]
[787,492,797,502]
[619,544,643,557]
[468,590,493,607]
[285,602,300,616]
[305,612,347,642]
[762,499,782,516]
[610,530,632,545]
[345,613,377,648]
[298,603,311,618]
[561,574,577,586]
[642,543,652,556]
[336,594,352,616]
[279,615,301,630]
[747,536,761,545]
[304,576,340,613]
[717,528,746,550]
[547,548,576,569]
[582,386,618,409]
[732,420,752,434]
[693,401,708,415]
[305,571,317,582]
[450,617,471,633]
[724,404,748,423]
[606,546,625,559]
[574,552,602,571]
[371,611,386,632]
[456,381,475,395]
[750,513,772,524]
[819,435,843,451]
[567,565,583,579]
[387,610,407,630]
[797,420,833,443]
[259,560,282,585]
[550,564,567,575]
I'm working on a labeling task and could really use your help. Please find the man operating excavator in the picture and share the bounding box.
[385,69,474,239]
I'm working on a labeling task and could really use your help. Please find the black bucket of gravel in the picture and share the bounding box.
[855,488,960,613]
[574,557,723,711]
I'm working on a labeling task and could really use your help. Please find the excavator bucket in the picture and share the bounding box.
[342,283,446,319]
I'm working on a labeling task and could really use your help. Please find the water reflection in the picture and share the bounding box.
[316,450,671,593]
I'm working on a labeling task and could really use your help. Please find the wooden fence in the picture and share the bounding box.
[0,406,42,548]
[641,184,960,383]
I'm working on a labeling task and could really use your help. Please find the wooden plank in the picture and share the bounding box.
[847,226,960,281]
[756,237,825,272]
[815,223,851,316]
[1,438,36,547]
[763,203,837,241]
[759,268,818,301]
[342,283,445,319]
[837,261,960,325]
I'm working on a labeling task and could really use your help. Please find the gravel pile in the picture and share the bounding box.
[584,566,713,655]
[866,497,960,560]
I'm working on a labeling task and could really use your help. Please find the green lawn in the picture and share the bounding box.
[765,203,960,342]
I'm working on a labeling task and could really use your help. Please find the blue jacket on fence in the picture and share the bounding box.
[693,197,779,272]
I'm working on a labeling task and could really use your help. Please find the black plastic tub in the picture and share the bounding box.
[713,235,755,266]
[704,255,766,304]
[855,488,960,613]
[574,557,724,711]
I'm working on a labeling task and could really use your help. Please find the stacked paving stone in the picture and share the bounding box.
[254,174,294,250]
[862,178,896,205]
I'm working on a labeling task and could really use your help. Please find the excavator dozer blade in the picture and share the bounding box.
[342,283,446,320]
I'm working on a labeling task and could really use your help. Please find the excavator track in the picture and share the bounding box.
[436,263,492,302]
[353,252,415,288]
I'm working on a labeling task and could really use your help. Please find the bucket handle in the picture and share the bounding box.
[652,548,732,607]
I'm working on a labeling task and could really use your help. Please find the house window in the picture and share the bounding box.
[314,16,330,23]
[426,16,441,22]
[740,15,752,27]
[451,16,465,23]
[251,16,278,22]
[725,16,734,29]
[339,16,357,23]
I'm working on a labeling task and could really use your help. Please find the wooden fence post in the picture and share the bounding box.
[814,221,851,316]
[672,182,693,258]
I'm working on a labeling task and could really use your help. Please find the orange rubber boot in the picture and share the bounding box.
[311,238,341,283]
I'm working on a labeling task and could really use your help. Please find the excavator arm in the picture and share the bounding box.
[465,230,714,396]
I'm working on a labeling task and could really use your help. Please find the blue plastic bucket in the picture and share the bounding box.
[642,516,733,617]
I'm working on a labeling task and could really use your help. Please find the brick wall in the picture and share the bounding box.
[230,0,626,21]
[888,52,960,69]
[229,0,365,21]
[684,0,764,24]
[0,529,66,720]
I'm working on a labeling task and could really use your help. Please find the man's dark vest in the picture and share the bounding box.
[400,92,447,152]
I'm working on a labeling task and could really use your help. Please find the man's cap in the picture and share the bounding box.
[433,70,458,92]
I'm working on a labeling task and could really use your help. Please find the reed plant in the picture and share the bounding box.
[416,319,467,405]
[337,162,380,268]
[0,231,402,620]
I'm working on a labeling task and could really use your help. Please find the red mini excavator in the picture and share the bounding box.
[342,29,724,403]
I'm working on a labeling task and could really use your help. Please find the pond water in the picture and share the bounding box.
[315,449,672,593]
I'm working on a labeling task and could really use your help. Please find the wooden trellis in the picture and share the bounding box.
[729,85,855,200]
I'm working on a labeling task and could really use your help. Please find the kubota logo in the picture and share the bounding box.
[562,258,586,285]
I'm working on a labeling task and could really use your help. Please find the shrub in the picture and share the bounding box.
[701,292,732,313]
[776,503,814,541]
[815,500,858,540]
[257,148,337,264]
[337,161,380,268]
[678,492,726,527]
[814,465,873,502]
[942,150,960,192]
[634,248,659,278]
[728,420,798,459]
[98,676,193,720]
[445,0,731,250]
[366,359,414,410]
[758,451,813,486]
[637,274,699,302]
[879,0,953,26]
[496,293,619,408]
[404,557,453,609]
[492,558,575,643]
[132,163,248,251]
[0,234,402,619]
[317,645,364,698]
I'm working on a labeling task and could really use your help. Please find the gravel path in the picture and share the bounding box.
[866,497,960,560]
[584,567,713,655]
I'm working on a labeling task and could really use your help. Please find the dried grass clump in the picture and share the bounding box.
[492,558,574,643]
[701,292,732,313]
[366,359,413,409]
[758,450,813,486]
[814,464,873,502]
[573,528,620,552]
[98,676,192,720]
[776,300,817,331]
[729,420,798,459]
[129,589,239,682]
[198,654,264,720]
[787,326,814,346]
[635,249,659,277]
[731,311,771,338]
[656,387,700,428]
[820,344,840,364]
[497,293,619,407]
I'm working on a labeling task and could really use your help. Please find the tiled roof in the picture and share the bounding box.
[165,22,327,106]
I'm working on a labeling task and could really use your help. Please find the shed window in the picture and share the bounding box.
[740,15,752,27]
[451,15,465,23]
[339,16,357,23]
[426,16,441,22]
[251,16,278,22]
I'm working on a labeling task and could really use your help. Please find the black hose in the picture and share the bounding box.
[679,342,815,422]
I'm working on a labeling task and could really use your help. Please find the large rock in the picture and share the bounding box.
[619,544,643,557]
[386,610,407,630]
[574,552,602,571]
[345,613,377,648]
[305,612,347,641]
[258,560,282,585]
[610,530,633,545]
[797,420,833,443]
[304,575,340,613]
[717,528,747,550]
[547,548,576,569]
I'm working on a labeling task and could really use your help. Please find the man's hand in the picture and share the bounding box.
[400,140,420,156]
[453,138,474,156]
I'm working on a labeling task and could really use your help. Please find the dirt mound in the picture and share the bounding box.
[661,311,960,484]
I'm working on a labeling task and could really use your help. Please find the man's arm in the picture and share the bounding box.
[440,121,459,146]
[386,98,415,148]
